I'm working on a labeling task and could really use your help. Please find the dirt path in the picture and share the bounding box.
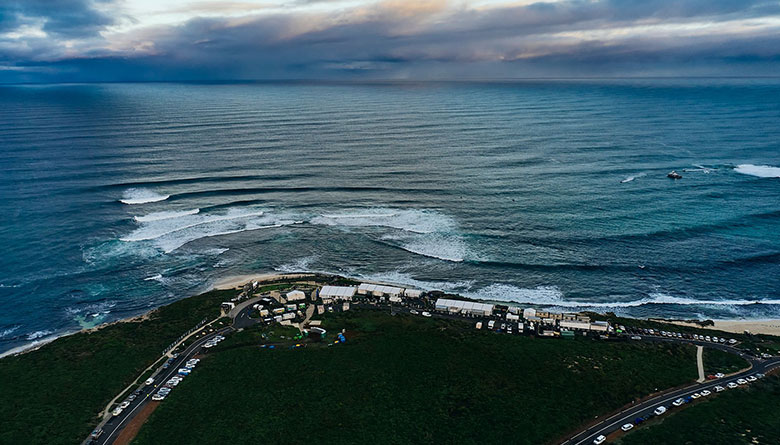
[696,345,705,383]
[113,401,158,445]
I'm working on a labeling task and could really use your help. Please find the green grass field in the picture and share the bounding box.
[703,348,749,375]
[133,310,700,445]
[0,288,239,444]
[618,375,780,445]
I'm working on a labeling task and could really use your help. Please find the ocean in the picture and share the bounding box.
[1,79,779,353]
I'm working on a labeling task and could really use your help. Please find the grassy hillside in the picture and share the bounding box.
[618,375,780,445]
[703,348,749,375]
[0,288,238,444]
[134,310,699,445]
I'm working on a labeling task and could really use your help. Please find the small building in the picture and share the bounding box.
[259,309,269,317]
[561,330,575,339]
[523,308,537,319]
[560,320,591,331]
[358,283,404,298]
[282,312,295,320]
[475,322,483,329]
[272,307,285,315]
[590,321,610,332]
[342,302,350,311]
[285,304,297,312]
[317,305,325,315]
[319,285,357,302]
[286,290,306,302]
[403,289,423,299]
[389,295,402,303]
[506,313,520,321]
[221,302,235,312]
[434,298,494,317]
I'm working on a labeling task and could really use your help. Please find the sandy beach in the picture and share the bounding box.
[668,319,780,336]
[212,272,317,290]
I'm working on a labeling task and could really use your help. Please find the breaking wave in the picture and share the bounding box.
[134,209,200,222]
[311,208,456,234]
[465,285,780,308]
[120,188,170,204]
[734,164,780,178]
[620,172,646,183]
[26,330,54,341]
[0,325,21,339]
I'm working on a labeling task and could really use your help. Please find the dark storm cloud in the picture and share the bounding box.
[0,0,116,37]
[1,0,780,82]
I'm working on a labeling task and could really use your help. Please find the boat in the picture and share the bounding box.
[667,171,682,179]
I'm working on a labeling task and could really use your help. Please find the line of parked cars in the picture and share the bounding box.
[623,326,738,345]
[204,334,225,348]
[592,373,766,443]
[152,358,201,401]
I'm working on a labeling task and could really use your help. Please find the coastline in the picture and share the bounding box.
[668,319,780,336]
[4,271,780,360]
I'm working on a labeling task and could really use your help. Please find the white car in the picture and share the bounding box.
[119,401,130,409]
[727,382,739,389]
[145,378,155,385]
[151,394,165,401]
[691,393,701,399]
[112,407,123,416]
[746,376,758,382]
[700,390,711,396]
[654,406,667,416]
[409,310,419,315]
[714,386,725,392]
[705,336,711,341]
[715,373,725,378]
[593,435,606,444]
[737,378,748,385]
[421,311,432,317]
[621,423,634,432]
[672,398,685,407]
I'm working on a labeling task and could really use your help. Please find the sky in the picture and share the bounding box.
[1,0,780,82]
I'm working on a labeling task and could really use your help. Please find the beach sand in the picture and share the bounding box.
[668,319,780,336]
[212,272,317,290]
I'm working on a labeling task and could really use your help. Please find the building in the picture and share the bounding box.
[590,321,610,332]
[357,283,404,298]
[506,313,520,321]
[434,298,494,317]
[403,289,423,298]
[286,290,306,302]
[318,285,357,303]
[523,308,537,319]
[560,320,591,331]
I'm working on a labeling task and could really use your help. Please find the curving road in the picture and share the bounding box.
[561,351,780,445]
[90,326,233,445]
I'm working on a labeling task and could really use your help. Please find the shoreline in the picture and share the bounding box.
[4,271,780,359]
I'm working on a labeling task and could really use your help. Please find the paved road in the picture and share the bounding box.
[561,356,780,445]
[91,326,232,445]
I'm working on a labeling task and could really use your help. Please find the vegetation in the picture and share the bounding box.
[134,310,699,445]
[703,348,749,375]
[0,288,238,444]
[618,376,780,445]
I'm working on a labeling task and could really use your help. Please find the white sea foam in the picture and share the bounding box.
[354,270,475,293]
[122,210,265,242]
[26,330,53,340]
[134,209,199,222]
[734,164,780,178]
[0,325,21,339]
[144,274,164,282]
[386,234,467,263]
[620,172,646,183]
[312,208,455,234]
[463,286,780,308]
[120,188,170,204]
[275,256,319,273]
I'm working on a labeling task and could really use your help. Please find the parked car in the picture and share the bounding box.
[715,373,725,378]
[672,398,685,407]
[119,401,130,409]
[151,394,165,401]
[621,423,634,432]
[700,390,711,396]
[593,435,606,444]
[409,310,419,315]
[112,407,123,416]
[653,406,667,416]
[727,382,739,389]
[421,311,432,317]
[737,378,748,385]
[714,386,725,392]
[747,375,758,382]
[691,393,701,399]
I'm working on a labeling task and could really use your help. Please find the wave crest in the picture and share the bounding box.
[120,188,170,205]
[734,164,780,178]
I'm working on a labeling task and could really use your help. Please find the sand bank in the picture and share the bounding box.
[668,319,780,336]
[212,272,317,290]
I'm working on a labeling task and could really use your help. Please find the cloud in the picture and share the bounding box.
[0,0,118,38]
[1,0,780,82]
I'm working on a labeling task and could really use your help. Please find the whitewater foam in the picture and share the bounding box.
[122,210,266,242]
[26,330,53,341]
[0,325,21,339]
[120,188,170,204]
[144,274,164,282]
[620,172,646,183]
[312,208,456,234]
[734,164,780,178]
[383,233,467,262]
[134,209,200,222]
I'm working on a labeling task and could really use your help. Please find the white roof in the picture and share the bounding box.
[319,285,357,298]
[435,298,494,313]
[358,283,404,295]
